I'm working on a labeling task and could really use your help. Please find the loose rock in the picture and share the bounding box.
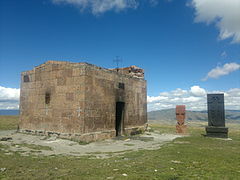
[0,137,12,141]
[0,168,6,172]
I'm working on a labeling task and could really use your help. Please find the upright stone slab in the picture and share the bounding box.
[176,105,187,134]
[206,94,228,138]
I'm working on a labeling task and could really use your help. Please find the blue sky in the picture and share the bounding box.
[0,0,240,110]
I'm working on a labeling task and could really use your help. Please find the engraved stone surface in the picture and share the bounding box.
[206,94,228,138]
[176,105,187,134]
[207,94,225,127]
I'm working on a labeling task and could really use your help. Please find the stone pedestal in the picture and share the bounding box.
[176,125,187,134]
[205,126,228,138]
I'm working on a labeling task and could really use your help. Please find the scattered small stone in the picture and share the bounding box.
[124,139,130,142]
[122,173,128,177]
[40,136,47,140]
[113,169,119,171]
[47,136,57,141]
[0,168,6,172]
[107,177,114,180]
[218,138,232,141]
[171,160,182,164]
[15,145,20,148]
[0,137,12,141]
[55,167,58,170]
[146,126,152,131]
[174,141,190,144]
[69,143,77,146]
[154,169,158,172]
[170,168,174,170]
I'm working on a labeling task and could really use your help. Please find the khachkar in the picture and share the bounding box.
[206,94,228,138]
[176,105,187,134]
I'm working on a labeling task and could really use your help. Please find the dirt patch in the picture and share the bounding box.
[0,130,182,158]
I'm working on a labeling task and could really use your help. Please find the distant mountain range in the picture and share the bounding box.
[0,110,19,115]
[148,109,240,122]
[1,109,239,123]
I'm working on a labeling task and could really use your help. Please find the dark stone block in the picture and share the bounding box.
[205,126,228,138]
[207,94,225,127]
[206,94,228,138]
[206,126,228,133]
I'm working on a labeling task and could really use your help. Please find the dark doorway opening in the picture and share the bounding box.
[116,102,125,136]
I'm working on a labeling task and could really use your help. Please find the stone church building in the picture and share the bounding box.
[19,61,147,142]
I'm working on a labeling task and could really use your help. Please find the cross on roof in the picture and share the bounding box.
[113,56,122,70]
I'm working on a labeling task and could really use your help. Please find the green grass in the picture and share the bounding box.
[0,115,19,130]
[0,116,240,179]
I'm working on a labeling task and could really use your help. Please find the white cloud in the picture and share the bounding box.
[190,86,206,97]
[52,0,139,15]
[147,96,168,103]
[171,88,188,97]
[0,86,20,109]
[182,96,201,103]
[203,62,240,81]
[190,0,240,43]
[148,86,240,111]
[0,86,20,101]
[227,88,240,97]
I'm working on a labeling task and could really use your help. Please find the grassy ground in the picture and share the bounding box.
[0,116,240,180]
[0,115,19,130]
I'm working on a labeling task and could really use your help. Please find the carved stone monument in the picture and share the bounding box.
[176,105,187,134]
[206,94,228,138]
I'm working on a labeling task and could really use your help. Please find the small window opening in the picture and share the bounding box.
[119,83,125,90]
[45,93,51,104]
[23,75,30,82]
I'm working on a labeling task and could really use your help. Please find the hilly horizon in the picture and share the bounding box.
[1,109,239,123]
[148,108,240,123]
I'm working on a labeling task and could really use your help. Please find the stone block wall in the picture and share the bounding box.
[19,61,147,141]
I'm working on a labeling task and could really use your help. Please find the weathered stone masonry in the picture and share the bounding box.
[19,61,147,142]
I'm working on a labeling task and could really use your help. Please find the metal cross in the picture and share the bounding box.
[113,56,122,70]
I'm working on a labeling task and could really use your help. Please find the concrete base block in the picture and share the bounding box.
[205,126,228,138]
